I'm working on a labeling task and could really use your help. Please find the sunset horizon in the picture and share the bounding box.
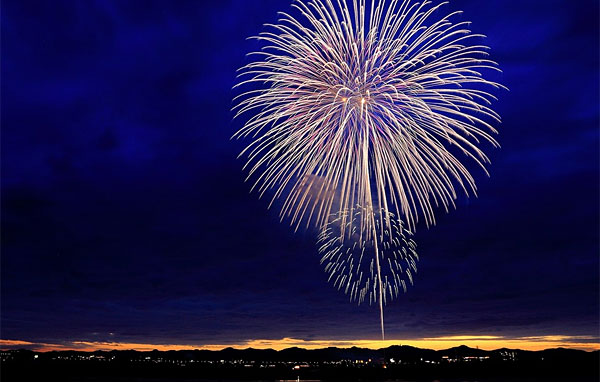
[3,333,599,353]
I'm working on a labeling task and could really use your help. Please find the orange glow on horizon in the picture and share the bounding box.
[1,335,598,353]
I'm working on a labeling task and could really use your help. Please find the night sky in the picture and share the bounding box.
[2,0,599,351]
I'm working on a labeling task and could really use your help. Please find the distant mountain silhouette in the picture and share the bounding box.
[2,345,598,382]
[3,343,596,362]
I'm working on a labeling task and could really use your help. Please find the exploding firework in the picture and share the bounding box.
[233,0,502,339]
[318,207,418,305]
[317,206,417,339]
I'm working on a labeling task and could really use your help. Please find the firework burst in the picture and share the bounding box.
[318,207,418,305]
[233,0,503,339]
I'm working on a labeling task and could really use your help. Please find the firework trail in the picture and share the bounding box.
[233,0,503,339]
[318,207,418,339]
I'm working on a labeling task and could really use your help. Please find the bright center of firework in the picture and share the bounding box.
[338,87,372,107]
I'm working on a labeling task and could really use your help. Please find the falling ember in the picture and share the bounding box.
[233,0,503,340]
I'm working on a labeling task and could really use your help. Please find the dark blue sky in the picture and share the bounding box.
[2,0,598,349]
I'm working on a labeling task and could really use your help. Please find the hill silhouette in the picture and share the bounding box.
[2,345,598,381]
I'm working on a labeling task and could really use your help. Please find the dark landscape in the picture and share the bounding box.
[2,345,598,381]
